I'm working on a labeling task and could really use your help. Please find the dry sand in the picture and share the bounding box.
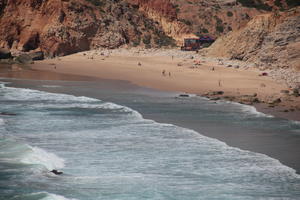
[31,49,286,96]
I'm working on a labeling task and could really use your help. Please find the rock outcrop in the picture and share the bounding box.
[126,0,270,44]
[206,7,300,69]
[127,0,299,44]
[206,7,300,88]
[0,0,175,57]
[0,0,299,65]
[127,0,195,43]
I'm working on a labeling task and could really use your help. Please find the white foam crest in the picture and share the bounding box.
[0,81,10,88]
[0,118,5,125]
[100,102,143,119]
[30,102,143,119]
[218,100,274,118]
[291,120,300,125]
[168,124,300,179]
[1,86,99,103]
[21,146,65,170]
[239,104,273,118]
[14,192,78,200]
[1,84,144,120]
[41,193,78,200]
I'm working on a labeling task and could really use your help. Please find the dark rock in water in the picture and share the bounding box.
[29,51,44,60]
[179,94,190,97]
[0,112,17,116]
[0,48,12,59]
[51,169,63,175]
[210,91,224,95]
[210,97,221,101]
[252,98,260,103]
[213,91,224,95]
[223,96,236,101]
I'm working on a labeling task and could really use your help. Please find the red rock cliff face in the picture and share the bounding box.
[0,0,96,56]
[129,0,177,20]
[0,0,175,56]
[207,7,300,72]
[127,0,194,43]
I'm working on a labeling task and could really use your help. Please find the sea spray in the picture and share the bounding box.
[21,145,65,170]
[0,137,65,171]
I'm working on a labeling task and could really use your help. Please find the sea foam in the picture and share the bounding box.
[12,192,77,200]
[218,100,274,118]
[21,145,65,170]
[1,83,143,120]
[2,81,300,199]
[0,118,5,126]
[41,193,78,200]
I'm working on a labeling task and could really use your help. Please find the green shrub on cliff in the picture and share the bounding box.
[216,25,224,33]
[154,34,176,47]
[85,0,105,7]
[227,11,233,17]
[286,0,300,8]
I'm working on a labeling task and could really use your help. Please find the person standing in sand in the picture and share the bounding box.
[162,70,166,76]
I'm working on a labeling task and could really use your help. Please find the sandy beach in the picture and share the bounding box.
[26,48,300,121]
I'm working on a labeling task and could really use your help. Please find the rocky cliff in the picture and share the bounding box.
[126,0,299,43]
[127,0,194,43]
[127,0,269,43]
[206,7,300,71]
[0,0,175,57]
[0,0,299,60]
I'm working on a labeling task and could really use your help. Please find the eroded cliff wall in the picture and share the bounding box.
[206,7,300,71]
[0,0,175,56]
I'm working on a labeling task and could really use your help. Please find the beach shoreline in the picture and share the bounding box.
[2,48,299,121]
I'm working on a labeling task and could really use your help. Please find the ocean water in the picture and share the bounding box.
[1,82,300,200]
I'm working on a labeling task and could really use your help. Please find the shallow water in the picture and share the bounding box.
[1,82,300,200]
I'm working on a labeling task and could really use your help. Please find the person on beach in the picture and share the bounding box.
[218,79,222,87]
[138,62,142,66]
[162,70,166,76]
[169,72,171,77]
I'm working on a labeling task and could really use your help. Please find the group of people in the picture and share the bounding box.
[137,62,172,77]
[162,70,171,77]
